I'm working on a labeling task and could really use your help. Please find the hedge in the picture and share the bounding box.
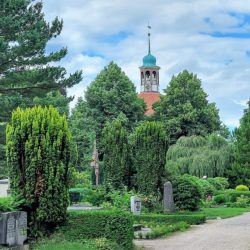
[216,189,250,203]
[60,210,133,250]
[133,213,206,225]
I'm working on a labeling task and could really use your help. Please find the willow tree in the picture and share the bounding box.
[101,115,130,189]
[166,134,233,178]
[132,121,168,195]
[6,106,71,234]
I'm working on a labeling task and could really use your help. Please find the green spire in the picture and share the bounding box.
[148,24,151,54]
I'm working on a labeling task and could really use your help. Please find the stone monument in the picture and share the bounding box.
[0,211,28,249]
[130,196,141,215]
[163,181,175,212]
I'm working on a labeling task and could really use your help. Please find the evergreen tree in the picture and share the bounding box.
[6,106,71,234]
[101,115,130,189]
[154,70,221,143]
[166,134,233,178]
[0,0,81,176]
[132,121,168,195]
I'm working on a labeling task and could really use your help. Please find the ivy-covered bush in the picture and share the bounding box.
[60,210,133,250]
[172,175,202,211]
[6,106,71,234]
[236,185,249,191]
[207,177,229,191]
[132,121,168,195]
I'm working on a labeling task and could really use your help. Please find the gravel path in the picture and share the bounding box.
[135,212,250,250]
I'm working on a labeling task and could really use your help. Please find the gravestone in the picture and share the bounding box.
[163,181,175,212]
[130,196,141,215]
[0,211,27,248]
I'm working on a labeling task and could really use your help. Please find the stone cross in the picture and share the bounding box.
[130,196,141,215]
[163,181,176,212]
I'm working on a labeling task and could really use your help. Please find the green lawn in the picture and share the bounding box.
[34,241,97,250]
[200,207,250,219]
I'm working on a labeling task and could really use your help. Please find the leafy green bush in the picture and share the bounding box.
[6,106,71,235]
[216,189,250,203]
[213,194,229,205]
[140,194,163,213]
[172,175,202,211]
[207,177,229,190]
[0,197,16,212]
[232,196,249,208]
[236,185,249,192]
[134,213,206,225]
[60,210,133,250]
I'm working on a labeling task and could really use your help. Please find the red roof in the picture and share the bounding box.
[138,92,160,115]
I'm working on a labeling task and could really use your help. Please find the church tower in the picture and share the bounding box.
[138,26,160,115]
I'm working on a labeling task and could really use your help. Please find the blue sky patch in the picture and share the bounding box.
[200,31,250,39]
[246,51,250,57]
[98,31,132,44]
[82,50,104,58]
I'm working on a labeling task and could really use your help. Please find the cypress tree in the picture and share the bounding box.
[101,115,130,189]
[132,121,168,195]
[6,106,71,234]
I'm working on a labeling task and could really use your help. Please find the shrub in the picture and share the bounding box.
[6,106,71,235]
[207,177,229,190]
[172,175,202,211]
[60,210,133,250]
[213,194,229,205]
[134,213,206,225]
[233,196,249,208]
[236,185,249,192]
[216,189,250,203]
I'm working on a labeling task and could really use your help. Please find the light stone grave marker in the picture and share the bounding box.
[0,211,27,249]
[163,181,175,212]
[130,196,141,215]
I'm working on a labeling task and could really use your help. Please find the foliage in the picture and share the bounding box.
[85,62,146,140]
[0,197,16,212]
[235,101,250,167]
[236,185,249,191]
[232,196,250,208]
[216,189,250,203]
[132,121,168,195]
[0,0,81,172]
[134,213,206,225]
[60,210,134,250]
[6,106,71,235]
[172,175,202,211]
[166,134,233,178]
[140,194,163,213]
[154,70,221,143]
[101,116,130,189]
[70,169,91,188]
[69,99,96,171]
[213,194,229,205]
[207,177,229,190]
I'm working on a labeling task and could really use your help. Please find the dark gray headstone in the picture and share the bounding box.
[163,181,175,212]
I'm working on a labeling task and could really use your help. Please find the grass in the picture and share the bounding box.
[200,207,250,219]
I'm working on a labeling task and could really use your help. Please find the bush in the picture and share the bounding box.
[213,194,229,205]
[232,196,249,208]
[216,189,250,203]
[172,175,202,211]
[134,213,206,225]
[207,177,229,190]
[236,185,249,192]
[6,106,72,235]
[60,210,133,250]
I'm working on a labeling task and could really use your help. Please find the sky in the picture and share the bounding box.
[42,0,250,128]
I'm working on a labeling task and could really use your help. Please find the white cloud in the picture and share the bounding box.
[42,0,250,127]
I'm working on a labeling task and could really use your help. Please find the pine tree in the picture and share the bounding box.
[6,106,72,234]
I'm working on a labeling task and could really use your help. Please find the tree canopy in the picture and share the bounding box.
[166,134,233,178]
[154,70,221,143]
